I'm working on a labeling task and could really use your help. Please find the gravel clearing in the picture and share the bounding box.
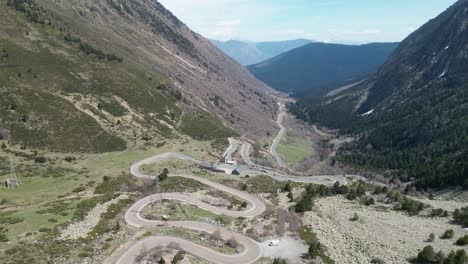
[260,236,308,262]
[60,194,129,240]
[303,196,468,264]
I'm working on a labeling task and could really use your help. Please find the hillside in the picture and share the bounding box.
[289,0,468,188]
[248,42,399,96]
[211,39,312,65]
[0,0,277,153]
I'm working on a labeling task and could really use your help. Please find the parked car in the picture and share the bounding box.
[268,240,280,246]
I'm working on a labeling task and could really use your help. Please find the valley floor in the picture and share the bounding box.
[1,97,467,264]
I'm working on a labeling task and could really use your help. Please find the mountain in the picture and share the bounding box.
[248,42,399,96]
[289,0,468,189]
[211,39,312,65]
[0,0,278,153]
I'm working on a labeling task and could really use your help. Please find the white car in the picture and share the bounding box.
[268,240,280,246]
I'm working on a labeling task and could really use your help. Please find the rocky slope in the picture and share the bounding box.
[290,0,468,188]
[0,0,277,153]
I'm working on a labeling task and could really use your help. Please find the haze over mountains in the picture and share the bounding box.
[0,0,277,153]
[211,39,312,65]
[289,0,468,188]
[248,42,399,96]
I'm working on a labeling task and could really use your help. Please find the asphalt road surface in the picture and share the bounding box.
[117,153,266,264]
[270,102,288,169]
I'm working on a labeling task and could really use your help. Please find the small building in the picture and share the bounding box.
[226,159,237,165]
[232,164,246,175]
[198,162,225,173]
[220,156,237,165]
[214,164,237,174]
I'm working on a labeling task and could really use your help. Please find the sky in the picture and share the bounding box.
[158,0,458,43]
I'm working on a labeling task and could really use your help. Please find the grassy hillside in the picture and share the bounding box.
[0,0,243,153]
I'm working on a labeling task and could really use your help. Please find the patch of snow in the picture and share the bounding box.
[360,109,374,116]
[439,70,447,78]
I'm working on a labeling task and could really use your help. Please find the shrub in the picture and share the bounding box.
[431,208,448,217]
[240,201,248,208]
[364,197,375,206]
[282,183,292,192]
[370,258,385,264]
[226,237,239,248]
[453,207,468,227]
[158,173,168,182]
[0,234,8,242]
[64,156,76,162]
[428,233,435,242]
[443,250,467,264]
[417,246,445,263]
[38,227,51,232]
[34,156,47,163]
[456,235,468,246]
[308,241,322,258]
[241,183,248,191]
[295,197,313,213]
[101,243,111,250]
[398,198,424,215]
[78,252,90,258]
[350,213,359,222]
[72,186,86,193]
[172,250,185,264]
[441,229,455,239]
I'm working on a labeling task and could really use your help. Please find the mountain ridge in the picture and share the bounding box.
[289,0,468,188]
[248,42,399,96]
[211,38,312,65]
[0,0,278,153]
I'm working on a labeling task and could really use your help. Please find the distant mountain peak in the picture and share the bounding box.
[211,39,313,65]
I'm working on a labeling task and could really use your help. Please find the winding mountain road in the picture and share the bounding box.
[270,102,288,169]
[117,152,267,264]
[115,118,351,263]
